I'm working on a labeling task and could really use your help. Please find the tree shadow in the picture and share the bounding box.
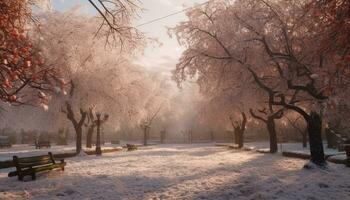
[189,157,350,200]
[2,145,346,199]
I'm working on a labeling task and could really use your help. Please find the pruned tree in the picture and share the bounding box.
[85,107,109,148]
[61,101,87,154]
[229,112,247,148]
[250,107,283,153]
[140,104,162,146]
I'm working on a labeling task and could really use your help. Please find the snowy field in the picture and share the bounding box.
[0,143,130,161]
[1,144,350,200]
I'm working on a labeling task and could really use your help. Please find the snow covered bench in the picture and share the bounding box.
[8,152,66,181]
[0,136,11,148]
[35,140,51,149]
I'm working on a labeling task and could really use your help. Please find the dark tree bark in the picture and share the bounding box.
[250,107,282,153]
[307,111,326,165]
[86,125,96,148]
[143,127,149,146]
[267,118,278,153]
[234,127,244,148]
[233,129,239,145]
[302,131,308,148]
[84,107,109,148]
[76,126,83,153]
[62,102,87,154]
[230,112,247,148]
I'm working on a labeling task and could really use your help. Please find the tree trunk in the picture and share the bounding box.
[237,131,244,148]
[234,129,239,145]
[267,118,278,153]
[307,112,326,165]
[160,130,165,144]
[76,126,82,154]
[302,130,308,148]
[86,126,95,148]
[63,102,87,155]
[143,127,148,146]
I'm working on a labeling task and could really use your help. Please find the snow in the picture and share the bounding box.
[0,143,124,161]
[220,142,342,155]
[0,144,350,200]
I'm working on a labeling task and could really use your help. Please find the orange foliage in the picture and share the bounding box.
[0,0,61,105]
[309,0,350,62]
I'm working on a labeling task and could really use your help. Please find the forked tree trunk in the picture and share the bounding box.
[267,118,278,153]
[63,102,87,155]
[250,108,279,154]
[307,112,326,165]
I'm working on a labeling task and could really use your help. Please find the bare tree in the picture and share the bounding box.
[85,107,109,148]
[140,104,162,146]
[61,101,87,154]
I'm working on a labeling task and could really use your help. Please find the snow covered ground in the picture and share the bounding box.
[0,144,350,200]
[0,143,127,161]
[219,142,345,156]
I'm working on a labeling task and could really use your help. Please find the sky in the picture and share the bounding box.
[51,0,208,75]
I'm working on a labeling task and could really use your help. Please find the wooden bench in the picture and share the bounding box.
[0,136,11,148]
[126,144,138,151]
[35,140,51,149]
[8,152,66,181]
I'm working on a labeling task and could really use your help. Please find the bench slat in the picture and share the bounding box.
[9,162,66,177]
[18,160,53,168]
[16,155,51,163]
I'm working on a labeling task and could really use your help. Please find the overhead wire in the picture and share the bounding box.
[135,0,211,27]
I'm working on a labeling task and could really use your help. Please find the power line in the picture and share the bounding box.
[136,0,210,27]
